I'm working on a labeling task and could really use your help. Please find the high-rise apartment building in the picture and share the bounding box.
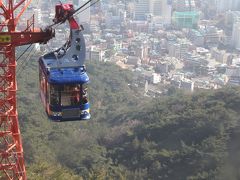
[134,0,151,20]
[168,39,191,59]
[216,0,240,13]
[161,0,172,24]
[216,0,232,13]
[232,21,240,49]
[232,0,240,11]
[134,0,172,23]
[153,0,162,16]
[174,0,196,12]
[172,11,199,29]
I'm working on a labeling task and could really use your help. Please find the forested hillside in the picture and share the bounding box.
[16,54,240,180]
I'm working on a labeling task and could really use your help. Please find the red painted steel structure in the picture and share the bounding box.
[0,1,54,179]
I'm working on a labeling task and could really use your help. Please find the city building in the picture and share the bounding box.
[134,0,151,20]
[140,42,150,64]
[105,12,122,28]
[211,48,229,64]
[181,78,194,92]
[126,56,141,66]
[232,21,240,50]
[153,0,162,16]
[171,74,194,92]
[225,11,240,28]
[216,0,240,13]
[89,47,106,62]
[183,53,209,73]
[173,0,196,12]
[161,0,172,24]
[156,62,169,74]
[188,29,204,46]
[226,66,240,85]
[232,0,240,11]
[172,11,200,29]
[134,0,172,24]
[216,0,233,13]
[200,26,224,47]
[152,73,161,84]
[169,43,181,58]
[168,39,192,59]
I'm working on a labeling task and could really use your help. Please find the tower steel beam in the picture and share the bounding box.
[0,1,54,179]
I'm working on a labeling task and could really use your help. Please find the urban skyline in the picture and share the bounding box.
[17,0,240,97]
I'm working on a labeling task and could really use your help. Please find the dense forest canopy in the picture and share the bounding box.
[12,54,240,179]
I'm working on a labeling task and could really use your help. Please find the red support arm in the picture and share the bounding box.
[54,3,80,30]
[0,28,54,47]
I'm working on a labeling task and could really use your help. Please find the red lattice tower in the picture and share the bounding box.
[0,1,54,179]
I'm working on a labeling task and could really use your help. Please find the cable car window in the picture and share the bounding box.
[82,83,88,104]
[61,84,81,106]
[50,85,59,105]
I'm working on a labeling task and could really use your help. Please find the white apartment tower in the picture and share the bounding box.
[134,0,151,20]
[134,0,171,22]
[232,0,240,11]
[153,0,162,16]
[216,0,240,13]
[232,21,240,50]
[174,0,196,12]
[216,0,232,13]
[161,0,172,24]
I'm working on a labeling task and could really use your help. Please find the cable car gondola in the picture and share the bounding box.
[39,4,90,122]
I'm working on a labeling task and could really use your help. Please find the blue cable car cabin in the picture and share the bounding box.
[38,7,90,121]
[39,57,90,122]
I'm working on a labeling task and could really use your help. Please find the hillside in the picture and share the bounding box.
[16,54,240,179]
[106,89,240,179]
[17,54,143,179]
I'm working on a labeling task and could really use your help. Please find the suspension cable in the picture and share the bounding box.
[0,44,32,64]
[17,45,35,76]
[17,0,100,74]
[53,0,100,29]
[48,0,100,28]
[74,0,100,16]
[73,0,95,15]
[17,45,35,71]
[16,44,33,62]
[17,52,35,76]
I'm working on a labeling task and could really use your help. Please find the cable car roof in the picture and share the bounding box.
[40,57,89,84]
[48,67,89,84]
